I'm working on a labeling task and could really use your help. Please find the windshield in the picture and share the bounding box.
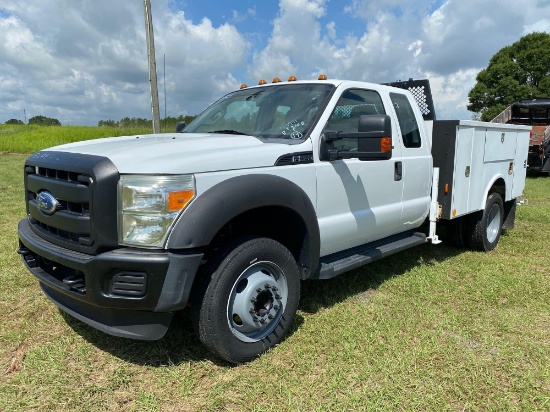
[183,83,334,140]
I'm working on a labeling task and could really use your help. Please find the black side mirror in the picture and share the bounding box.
[320,114,393,161]
[176,122,186,133]
[358,114,391,134]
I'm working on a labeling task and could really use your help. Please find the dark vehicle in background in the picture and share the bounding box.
[492,98,550,175]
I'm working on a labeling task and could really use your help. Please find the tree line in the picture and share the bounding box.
[5,114,196,130]
[98,115,196,130]
[5,116,61,126]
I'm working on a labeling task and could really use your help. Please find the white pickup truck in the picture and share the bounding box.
[17,77,530,363]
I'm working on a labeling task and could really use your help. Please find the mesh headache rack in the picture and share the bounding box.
[383,78,436,121]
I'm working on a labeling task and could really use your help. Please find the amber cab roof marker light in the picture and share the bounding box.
[258,79,267,85]
[240,84,248,89]
[272,77,281,83]
[288,76,297,82]
[318,74,328,80]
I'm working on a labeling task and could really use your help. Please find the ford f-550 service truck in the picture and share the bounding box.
[17,77,530,363]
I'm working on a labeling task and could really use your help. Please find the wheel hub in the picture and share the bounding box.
[253,289,274,317]
[227,262,288,342]
[486,203,501,244]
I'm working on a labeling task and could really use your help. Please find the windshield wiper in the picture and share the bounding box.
[208,130,247,135]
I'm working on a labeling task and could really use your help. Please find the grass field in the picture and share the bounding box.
[0,147,549,410]
[0,124,152,153]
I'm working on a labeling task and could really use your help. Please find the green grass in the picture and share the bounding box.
[1,152,549,411]
[0,124,152,153]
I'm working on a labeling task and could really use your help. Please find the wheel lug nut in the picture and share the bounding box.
[274,305,280,310]
[275,294,282,299]
[250,297,256,303]
[265,284,271,289]
[249,308,255,314]
[272,287,278,292]
[256,287,262,293]
[259,319,267,324]
[268,314,274,320]
[253,317,259,322]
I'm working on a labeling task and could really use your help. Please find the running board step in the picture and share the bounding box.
[316,231,426,280]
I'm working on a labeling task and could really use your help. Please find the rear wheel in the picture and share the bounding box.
[192,237,300,364]
[468,193,504,251]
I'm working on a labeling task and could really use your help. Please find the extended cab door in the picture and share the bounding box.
[388,92,432,228]
[315,87,405,256]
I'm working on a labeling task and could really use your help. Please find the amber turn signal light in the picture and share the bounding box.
[168,190,195,212]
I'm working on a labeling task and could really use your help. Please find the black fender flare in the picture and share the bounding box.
[167,174,320,276]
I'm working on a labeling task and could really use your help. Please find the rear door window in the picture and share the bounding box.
[390,93,421,148]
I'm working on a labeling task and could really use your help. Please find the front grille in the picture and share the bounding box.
[26,167,92,248]
[24,151,120,255]
[36,220,72,239]
[35,165,84,182]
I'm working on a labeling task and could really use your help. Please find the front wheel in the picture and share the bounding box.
[192,237,301,364]
[468,192,504,251]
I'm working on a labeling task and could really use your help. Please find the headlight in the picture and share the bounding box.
[118,175,195,248]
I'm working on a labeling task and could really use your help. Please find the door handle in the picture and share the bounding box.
[395,161,402,181]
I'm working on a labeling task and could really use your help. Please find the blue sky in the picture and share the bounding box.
[0,0,549,126]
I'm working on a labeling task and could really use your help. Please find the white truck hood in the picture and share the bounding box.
[45,133,308,174]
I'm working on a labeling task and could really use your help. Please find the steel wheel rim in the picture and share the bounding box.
[486,203,501,244]
[227,261,288,343]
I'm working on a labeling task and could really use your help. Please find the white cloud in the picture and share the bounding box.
[523,18,550,33]
[249,0,550,120]
[157,10,248,114]
[231,7,256,24]
[0,0,249,125]
[0,16,56,77]
[425,69,480,120]
[249,0,332,81]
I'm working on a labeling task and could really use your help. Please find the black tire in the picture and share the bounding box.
[468,193,504,251]
[192,237,301,364]
[541,157,550,177]
[444,215,470,248]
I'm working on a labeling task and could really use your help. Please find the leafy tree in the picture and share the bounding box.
[98,119,117,127]
[5,119,24,125]
[468,32,550,121]
[161,115,196,131]
[28,115,61,126]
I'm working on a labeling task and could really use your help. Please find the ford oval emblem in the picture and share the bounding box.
[36,191,59,215]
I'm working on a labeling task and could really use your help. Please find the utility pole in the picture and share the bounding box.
[143,0,161,133]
